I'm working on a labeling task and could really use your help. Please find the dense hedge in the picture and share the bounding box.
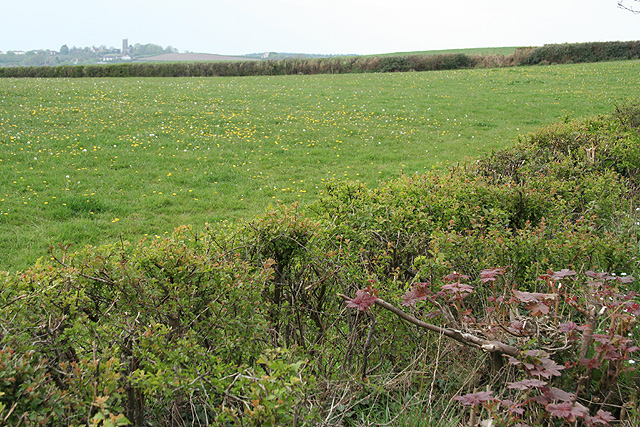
[521,40,640,65]
[1,104,639,426]
[0,41,637,78]
[0,53,485,78]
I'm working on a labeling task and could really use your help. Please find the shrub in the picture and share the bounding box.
[520,41,640,65]
[1,104,639,425]
[343,266,639,426]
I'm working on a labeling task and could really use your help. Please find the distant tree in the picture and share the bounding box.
[618,0,640,13]
[131,43,164,57]
[164,45,178,54]
[60,44,69,55]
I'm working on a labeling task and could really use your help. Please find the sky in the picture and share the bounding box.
[2,0,639,55]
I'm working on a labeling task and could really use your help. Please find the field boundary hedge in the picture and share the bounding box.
[1,100,639,425]
[0,40,638,78]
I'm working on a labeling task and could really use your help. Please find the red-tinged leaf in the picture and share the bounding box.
[592,334,611,344]
[480,267,505,282]
[545,387,574,402]
[580,357,602,369]
[444,271,470,282]
[545,402,588,422]
[532,394,552,405]
[521,351,564,378]
[487,295,504,303]
[347,290,377,311]
[513,290,539,303]
[507,379,547,390]
[558,321,578,333]
[545,402,574,418]
[526,301,550,316]
[551,269,576,280]
[441,282,474,294]
[524,349,550,358]
[524,291,556,302]
[454,390,495,406]
[540,269,576,282]
[586,270,608,280]
[624,302,640,316]
[507,356,521,366]
[507,356,536,371]
[401,290,419,306]
[401,282,432,306]
[538,358,565,377]
[500,399,525,415]
[594,409,616,423]
[506,320,527,335]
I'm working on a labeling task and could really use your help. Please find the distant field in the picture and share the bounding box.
[1,60,639,271]
[140,53,258,62]
[377,46,521,57]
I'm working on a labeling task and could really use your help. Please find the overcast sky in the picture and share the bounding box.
[2,0,639,55]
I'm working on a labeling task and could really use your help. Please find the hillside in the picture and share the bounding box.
[139,53,259,62]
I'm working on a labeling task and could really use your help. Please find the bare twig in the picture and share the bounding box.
[338,294,520,357]
[361,312,376,379]
[618,0,640,13]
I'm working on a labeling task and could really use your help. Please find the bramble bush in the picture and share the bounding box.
[342,267,639,425]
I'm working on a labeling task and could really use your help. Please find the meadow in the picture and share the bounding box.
[1,59,639,271]
[378,46,519,56]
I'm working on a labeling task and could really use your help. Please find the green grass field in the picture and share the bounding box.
[1,60,639,271]
[377,46,520,56]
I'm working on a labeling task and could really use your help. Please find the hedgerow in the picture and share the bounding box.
[0,41,638,79]
[1,104,639,426]
[521,40,640,65]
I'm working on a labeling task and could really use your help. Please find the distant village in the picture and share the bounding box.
[0,39,178,67]
[0,39,342,67]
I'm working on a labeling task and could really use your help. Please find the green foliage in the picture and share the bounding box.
[245,348,315,426]
[1,90,640,425]
[0,346,128,426]
[1,62,638,272]
[0,226,320,425]
[477,102,640,229]
[0,53,481,78]
[521,40,640,65]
